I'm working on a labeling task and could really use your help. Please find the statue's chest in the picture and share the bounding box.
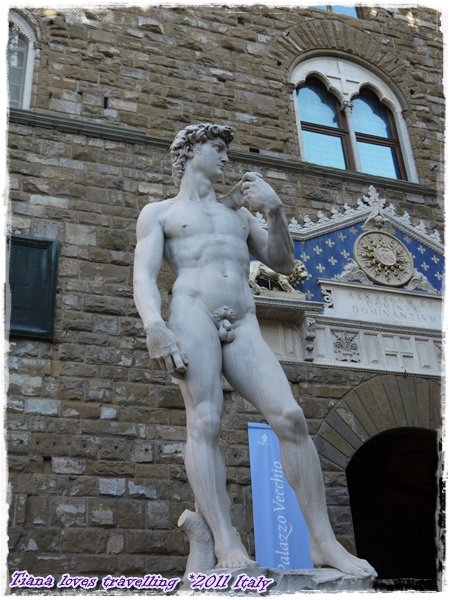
[164,203,247,240]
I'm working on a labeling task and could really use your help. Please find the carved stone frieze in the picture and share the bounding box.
[332,331,361,363]
[334,259,373,286]
[404,269,438,294]
[321,287,334,308]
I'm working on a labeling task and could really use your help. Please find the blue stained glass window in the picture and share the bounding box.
[353,90,393,138]
[357,142,400,179]
[297,80,340,128]
[303,131,347,169]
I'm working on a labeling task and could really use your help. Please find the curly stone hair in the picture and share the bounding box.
[169,123,234,185]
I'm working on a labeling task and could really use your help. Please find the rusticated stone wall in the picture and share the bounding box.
[22,5,444,188]
[7,4,443,580]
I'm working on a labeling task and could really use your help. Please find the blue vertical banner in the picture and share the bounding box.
[248,422,313,569]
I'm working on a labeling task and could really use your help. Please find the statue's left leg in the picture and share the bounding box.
[222,314,377,578]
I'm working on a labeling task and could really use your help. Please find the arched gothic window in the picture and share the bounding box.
[292,56,418,182]
[8,11,37,109]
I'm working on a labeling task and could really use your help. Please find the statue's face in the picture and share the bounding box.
[190,138,229,182]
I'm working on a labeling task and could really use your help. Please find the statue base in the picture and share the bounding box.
[178,566,375,594]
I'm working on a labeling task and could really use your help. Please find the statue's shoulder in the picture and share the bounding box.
[136,198,176,236]
[138,197,176,220]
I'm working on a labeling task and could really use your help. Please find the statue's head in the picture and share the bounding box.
[170,123,234,185]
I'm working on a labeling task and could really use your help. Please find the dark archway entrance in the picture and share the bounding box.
[346,427,438,590]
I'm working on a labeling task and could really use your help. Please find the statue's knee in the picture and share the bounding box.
[273,406,308,440]
[190,412,221,442]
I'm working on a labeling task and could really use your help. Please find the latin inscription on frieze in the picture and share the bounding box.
[321,282,441,330]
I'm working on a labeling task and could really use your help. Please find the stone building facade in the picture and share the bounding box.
[6,4,443,589]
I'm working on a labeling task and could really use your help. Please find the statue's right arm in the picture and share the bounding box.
[133,204,188,374]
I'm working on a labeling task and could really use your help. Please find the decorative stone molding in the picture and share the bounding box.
[268,19,412,106]
[404,269,438,294]
[287,186,443,254]
[321,287,334,309]
[7,110,438,198]
[314,375,441,470]
[302,314,317,363]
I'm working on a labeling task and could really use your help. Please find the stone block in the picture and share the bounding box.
[100,406,117,419]
[31,432,68,455]
[159,442,185,459]
[65,223,96,246]
[29,194,69,208]
[86,460,136,477]
[12,494,27,525]
[109,98,138,112]
[98,438,131,461]
[9,374,43,397]
[99,478,126,496]
[131,440,154,463]
[49,98,82,115]
[50,497,87,527]
[57,476,98,496]
[61,401,100,419]
[88,499,116,526]
[20,528,61,552]
[128,481,157,499]
[7,431,31,454]
[146,500,170,529]
[126,530,166,554]
[52,457,86,475]
[24,398,60,415]
[144,554,186,575]
[106,532,125,554]
[61,527,108,553]
[117,499,146,528]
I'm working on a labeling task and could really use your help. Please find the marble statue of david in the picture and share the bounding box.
[133,123,376,577]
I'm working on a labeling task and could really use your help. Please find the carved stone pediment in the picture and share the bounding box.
[255,186,443,301]
[253,186,442,376]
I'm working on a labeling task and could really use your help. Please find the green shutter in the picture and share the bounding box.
[8,235,59,340]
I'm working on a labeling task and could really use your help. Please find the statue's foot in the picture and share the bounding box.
[215,538,258,570]
[311,538,377,578]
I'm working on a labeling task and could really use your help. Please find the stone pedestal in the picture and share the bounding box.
[178,566,375,595]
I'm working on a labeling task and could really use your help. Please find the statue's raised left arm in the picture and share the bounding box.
[241,173,294,275]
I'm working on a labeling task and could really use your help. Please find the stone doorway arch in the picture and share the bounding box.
[314,374,441,588]
[315,374,441,470]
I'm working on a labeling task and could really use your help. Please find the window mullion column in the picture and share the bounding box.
[341,100,361,171]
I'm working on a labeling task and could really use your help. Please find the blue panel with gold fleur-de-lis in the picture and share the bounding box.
[293,224,444,302]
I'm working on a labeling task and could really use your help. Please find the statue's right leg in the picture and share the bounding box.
[169,305,256,569]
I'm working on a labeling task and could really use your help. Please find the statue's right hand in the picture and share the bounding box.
[145,322,188,375]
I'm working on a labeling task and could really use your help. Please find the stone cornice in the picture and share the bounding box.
[9,108,437,197]
[8,108,170,149]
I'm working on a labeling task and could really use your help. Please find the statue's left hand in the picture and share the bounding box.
[240,172,282,212]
